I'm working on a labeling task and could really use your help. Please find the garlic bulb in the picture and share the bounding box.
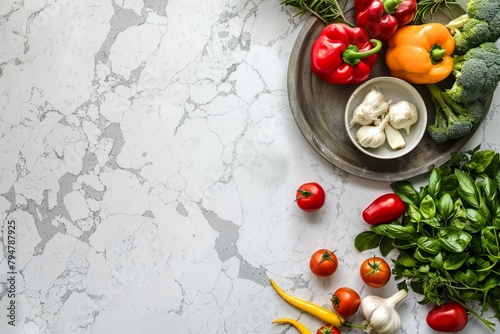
[384,124,406,150]
[387,101,418,135]
[350,89,389,127]
[361,290,408,334]
[356,115,389,148]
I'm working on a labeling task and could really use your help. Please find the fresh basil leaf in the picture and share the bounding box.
[379,236,395,256]
[471,149,495,173]
[440,174,458,196]
[371,224,416,241]
[421,217,441,228]
[481,227,499,256]
[393,238,418,249]
[420,194,436,219]
[395,250,418,267]
[437,193,454,222]
[414,248,435,263]
[408,204,422,223]
[354,231,383,252]
[437,229,473,253]
[465,208,488,233]
[443,252,469,270]
[449,199,467,230]
[455,169,480,209]
[391,180,420,205]
[430,252,444,270]
[410,281,424,294]
[417,236,441,255]
[483,152,500,179]
[427,169,442,198]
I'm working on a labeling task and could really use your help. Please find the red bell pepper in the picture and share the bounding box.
[355,0,417,41]
[310,23,382,85]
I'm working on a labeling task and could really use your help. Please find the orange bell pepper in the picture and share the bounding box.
[385,23,455,84]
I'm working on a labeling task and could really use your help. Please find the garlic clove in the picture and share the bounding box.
[387,101,418,135]
[356,115,389,148]
[350,89,389,127]
[384,124,406,150]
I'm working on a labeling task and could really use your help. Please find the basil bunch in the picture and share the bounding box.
[355,147,500,331]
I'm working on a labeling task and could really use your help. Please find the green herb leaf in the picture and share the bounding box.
[391,180,420,205]
[443,252,469,270]
[371,224,416,241]
[437,229,472,253]
[456,169,481,209]
[354,231,383,252]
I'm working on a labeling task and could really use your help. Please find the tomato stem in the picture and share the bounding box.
[317,250,337,266]
[295,189,313,201]
[364,255,387,277]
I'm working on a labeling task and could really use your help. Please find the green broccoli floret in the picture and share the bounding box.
[446,0,500,52]
[427,84,474,141]
[441,90,486,125]
[451,18,491,52]
[444,42,500,104]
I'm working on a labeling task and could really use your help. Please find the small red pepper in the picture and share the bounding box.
[310,23,382,85]
[354,0,417,40]
[362,193,405,225]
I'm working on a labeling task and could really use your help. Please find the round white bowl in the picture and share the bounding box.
[345,77,427,160]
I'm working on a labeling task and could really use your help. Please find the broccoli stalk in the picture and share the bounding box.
[427,96,449,143]
[426,84,473,142]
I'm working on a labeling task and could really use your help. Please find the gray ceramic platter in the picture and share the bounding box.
[287,5,491,181]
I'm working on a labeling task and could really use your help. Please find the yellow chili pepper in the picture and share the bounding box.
[385,23,455,84]
[272,318,312,334]
[269,279,345,327]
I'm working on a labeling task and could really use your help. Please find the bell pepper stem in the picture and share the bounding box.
[343,39,382,66]
[382,0,403,14]
[429,44,446,64]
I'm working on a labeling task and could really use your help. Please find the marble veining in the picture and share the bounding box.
[1,0,500,333]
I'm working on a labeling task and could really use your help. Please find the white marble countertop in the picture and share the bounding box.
[1,1,500,333]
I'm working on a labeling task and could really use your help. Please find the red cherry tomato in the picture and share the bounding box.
[309,249,338,277]
[426,302,468,332]
[296,182,326,212]
[359,255,391,288]
[316,324,340,334]
[362,193,405,225]
[331,287,361,317]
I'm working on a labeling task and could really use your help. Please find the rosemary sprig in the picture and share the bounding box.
[412,0,460,24]
[280,0,351,26]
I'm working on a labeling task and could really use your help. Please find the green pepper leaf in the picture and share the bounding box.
[354,231,383,252]
[417,236,441,255]
[420,194,436,219]
[443,252,469,270]
[391,180,420,205]
[437,228,472,253]
[455,169,480,209]
[371,224,416,240]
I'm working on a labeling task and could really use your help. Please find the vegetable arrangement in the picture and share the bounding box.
[281,0,500,143]
[354,147,500,331]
